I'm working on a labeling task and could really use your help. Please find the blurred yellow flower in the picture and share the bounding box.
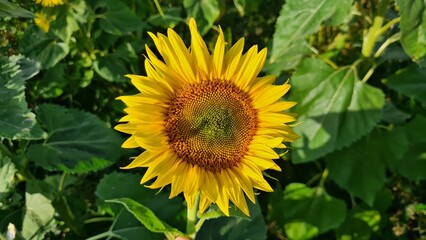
[34,0,63,7]
[115,18,298,216]
[34,13,50,33]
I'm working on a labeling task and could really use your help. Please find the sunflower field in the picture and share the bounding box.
[1,0,426,239]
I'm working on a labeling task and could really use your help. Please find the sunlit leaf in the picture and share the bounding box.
[27,104,122,173]
[22,192,55,240]
[107,198,184,236]
[0,55,45,140]
[269,183,346,239]
[0,152,16,204]
[268,0,339,72]
[290,58,385,163]
[396,0,426,62]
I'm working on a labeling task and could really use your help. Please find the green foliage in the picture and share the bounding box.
[1,0,426,239]
[27,104,122,173]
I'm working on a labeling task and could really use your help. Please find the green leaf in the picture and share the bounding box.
[34,63,68,98]
[97,0,146,35]
[382,100,411,125]
[106,198,184,236]
[183,0,221,35]
[383,64,426,106]
[96,172,184,225]
[0,0,35,18]
[20,26,69,69]
[0,152,16,204]
[327,128,408,205]
[326,0,354,26]
[391,116,426,181]
[335,207,378,240]
[196,200,267,240]
[0,55,45,140]
[269,183,346,239]
[290,59,385,163]
[396,0,426,61]
[49,0,87,43]
[27,104,122,173]
[109,210,164,240]
[93,55,128,82]
[148,7,185,28]
[232,0,261,16]
[269,0,339,72]
[22,192,55,240]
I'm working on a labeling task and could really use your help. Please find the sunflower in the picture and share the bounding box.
[34,0,63,7]
[34,13,50,33]
[115,18,298,216]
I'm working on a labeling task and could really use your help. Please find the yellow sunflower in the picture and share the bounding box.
[34,0,63,7]
[34,13,50,33]
[115,18,299,216]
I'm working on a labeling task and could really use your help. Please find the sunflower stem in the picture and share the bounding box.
[186,193,200,239]
[361,0,390,57]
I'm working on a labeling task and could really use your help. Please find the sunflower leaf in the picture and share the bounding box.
[268,183,346,239]
[22,192,55,240]
[396,0,426,63]
[196,200,267,240]
[268,0,340,72]
[290,58,385,163]
[326,128,408,205]
[391,116,426,181]
[383,64,426,106]
[106,198,185,236]
[27,104,122,173]
[0,0,35,18]
[183,0,221,35]
[0,55,45,140]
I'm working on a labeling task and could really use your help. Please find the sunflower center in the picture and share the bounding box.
[164,80,258,172]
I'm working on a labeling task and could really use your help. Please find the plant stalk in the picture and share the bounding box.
[361,0,390,57]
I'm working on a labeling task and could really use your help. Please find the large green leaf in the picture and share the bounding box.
[27,104,122,173]
[20,26,69,69]
[383,64,426,106]
[97,0,145,35]
[196,200,267,240]
[49,0,87,43]
[96,172,184,224]
[0,55,45,140]
[269,183,346,240]
[0,152,16,204]
[391,116,426,181]
[268,0,338,72]
[93,55,128,82]
[96,172,185,240]
[0,0,34,18]
[334,206,379,240]
[106,198,184,236]
[183,0,221,35]
[325,0,354,26]
[290,58,385,163]
[22,193,55,240]
[396,0,426,62]
[326,128,408,205]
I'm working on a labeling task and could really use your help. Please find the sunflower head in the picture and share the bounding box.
[34,0,63,7]
[34,12,50,33]
[115,18,299,216]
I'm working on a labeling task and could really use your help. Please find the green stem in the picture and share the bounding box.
[361,0,390,57]
[153,0,164,18]
[0,142,13,158]
[186,193,200,239]
[319,168,329,187]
